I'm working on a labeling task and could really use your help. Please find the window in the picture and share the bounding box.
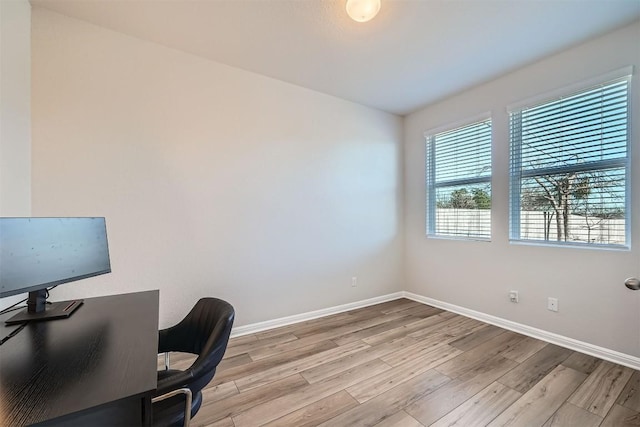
[426,117,492,240]
[509,75,630,247]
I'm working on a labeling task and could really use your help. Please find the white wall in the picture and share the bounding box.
[27,6,639,360]
[0,0,31,311]
[0,0,31,216]
[404,21,640,357]
[30,9,403,328]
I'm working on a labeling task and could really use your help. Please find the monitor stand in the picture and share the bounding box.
[4,290,84,325]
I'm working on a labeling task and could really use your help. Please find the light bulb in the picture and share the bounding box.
[346,0,381,23]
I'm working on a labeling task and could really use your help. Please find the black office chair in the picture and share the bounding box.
[152,298,235,427]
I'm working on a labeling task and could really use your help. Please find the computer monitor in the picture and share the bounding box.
[0,217,111,324]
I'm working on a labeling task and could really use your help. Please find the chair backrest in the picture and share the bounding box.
[156,298,235,395]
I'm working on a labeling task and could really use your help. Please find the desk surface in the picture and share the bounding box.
[0,291,159,426]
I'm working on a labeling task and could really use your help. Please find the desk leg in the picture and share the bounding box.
[142,395,153,427]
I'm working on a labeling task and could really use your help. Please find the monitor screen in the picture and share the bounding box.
[0,217,111,298]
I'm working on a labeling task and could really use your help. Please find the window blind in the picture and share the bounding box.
[426,118,492,239]
[510,77,629,247]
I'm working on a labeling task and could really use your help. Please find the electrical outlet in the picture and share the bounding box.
[351,276,357,287]
[509,290,519,303]
[548,297,558,312]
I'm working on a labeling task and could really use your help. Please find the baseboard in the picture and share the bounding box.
[402,291,640,371]
[231,292,404,338]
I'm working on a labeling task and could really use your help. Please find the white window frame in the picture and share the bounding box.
[425,113,492,241]
[508,67,632,249]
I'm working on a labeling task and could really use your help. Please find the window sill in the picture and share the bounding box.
[509,238,629,251]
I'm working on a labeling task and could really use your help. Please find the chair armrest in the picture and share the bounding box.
[152,387,192,427]
[156,368,196,396]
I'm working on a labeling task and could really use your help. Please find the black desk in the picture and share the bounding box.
[0,291,159,426]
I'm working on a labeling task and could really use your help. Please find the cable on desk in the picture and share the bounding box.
[0,322,28,346]
[0,305,28,314]
[0,285,58,316]
[0,298,27,315]
[0,285,59,345]
[46,285,57,298]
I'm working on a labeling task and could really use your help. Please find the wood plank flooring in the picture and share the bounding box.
[161,298,640,427]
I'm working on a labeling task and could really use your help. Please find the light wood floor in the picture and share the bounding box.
[163,298,640,427]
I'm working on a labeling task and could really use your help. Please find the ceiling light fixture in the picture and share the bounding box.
[346,0,381,23]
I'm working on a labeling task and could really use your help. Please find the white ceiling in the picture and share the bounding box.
[30,0,640,116]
